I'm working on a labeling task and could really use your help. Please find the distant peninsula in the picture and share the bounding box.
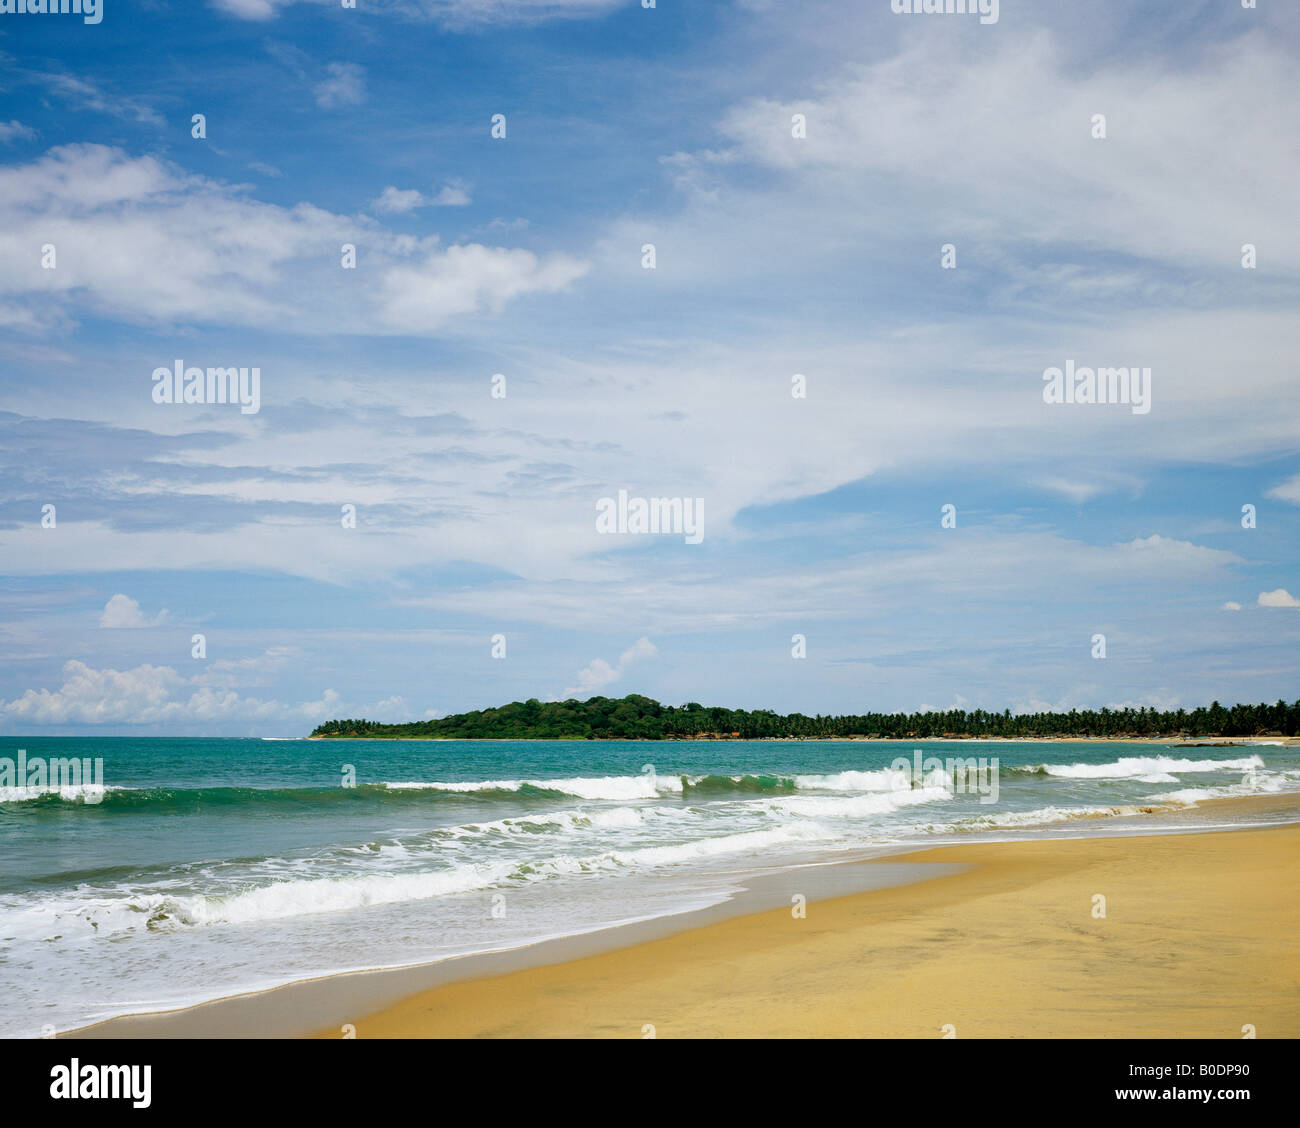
[309,694,1300,741]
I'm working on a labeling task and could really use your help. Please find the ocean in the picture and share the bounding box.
[2,735,1296,1038]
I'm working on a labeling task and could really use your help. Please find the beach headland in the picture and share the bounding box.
[71,792,1300,1039]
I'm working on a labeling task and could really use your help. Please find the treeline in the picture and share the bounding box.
[310,694,1300,740]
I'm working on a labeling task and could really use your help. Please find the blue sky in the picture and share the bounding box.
[1,0,1298,735]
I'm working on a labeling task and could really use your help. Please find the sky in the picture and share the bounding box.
[0,0,1297,735]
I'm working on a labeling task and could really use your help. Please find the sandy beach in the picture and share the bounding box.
[65,792,1300,1040]
[332,795,1300,1039]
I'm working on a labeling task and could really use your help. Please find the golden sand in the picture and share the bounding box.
[343,818,1300,1038]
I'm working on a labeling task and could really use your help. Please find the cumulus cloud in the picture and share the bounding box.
[431,181,472,206]
[371,186,427,215]
[0,145,587,334]
[371,180,472,214]
[98,594,170,629]
[1258,589,1300,608]
[380,243,588,330]
[561,637,657,699]
[1222,601,1242,611]
[2,659,342,725]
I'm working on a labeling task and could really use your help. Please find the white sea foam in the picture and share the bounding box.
[793,769,911,792]
[1150,773,1287,807]
[439,806,652,837]
[383,774,682,799]
[1034,755,1263,779]
[7,815,849,936]
[608,820,836,865]
[0,784,115,804]
[767,786,952,819]
[937,804,1148,830]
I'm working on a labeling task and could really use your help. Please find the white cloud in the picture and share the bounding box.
[372,695,411,722]
[198,647,299,688]
[0,121,37,143]
[372,186,427,215]
[1223,601,1242,611]
[711,32,1300,271]
[4,660,186,724]
[213,0,623,26]
[1266,473,1300,506]
[2,659,342,725]
[380,243,588,330]
[431,181,472,207]
[1037,477,1105,504]
[30,73,163,127]
[371,180,472,214]
[212,0,277,18]
[561,637,657,699]
[98,594,170,629]
[313,62,367,109]
[1258,589,1300,608]
[0,145,586,335]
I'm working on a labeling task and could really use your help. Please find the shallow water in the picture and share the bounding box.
[2,735,1295,1037]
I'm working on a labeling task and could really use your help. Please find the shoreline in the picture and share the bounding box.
[66,791,1300,1039]
[337,793,1300,1039]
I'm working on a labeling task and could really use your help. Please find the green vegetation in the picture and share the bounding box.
[310,695,1300,740]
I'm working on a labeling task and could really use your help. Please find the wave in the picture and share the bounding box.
[679,773,796,794]
[386,774,682,800]
[431,805,655,838]
[11,820,839,935]
[0,778,659,811]
[766,785,953,819]
[1148,771,1290,807]
[1010,754,1264,781]
[4,752,1285,815]
[793,769,912,792]
[0,784,119,805]
[935,803,1164,831]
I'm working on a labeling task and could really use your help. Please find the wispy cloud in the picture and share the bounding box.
[30,72,163,126]
[1266,473,1300,506]
[0,121,37,143]
[214,0,624,27]
[561,637,657,699]
[313,62,367,109]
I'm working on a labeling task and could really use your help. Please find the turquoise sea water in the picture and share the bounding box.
[2,735,1297,1037]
